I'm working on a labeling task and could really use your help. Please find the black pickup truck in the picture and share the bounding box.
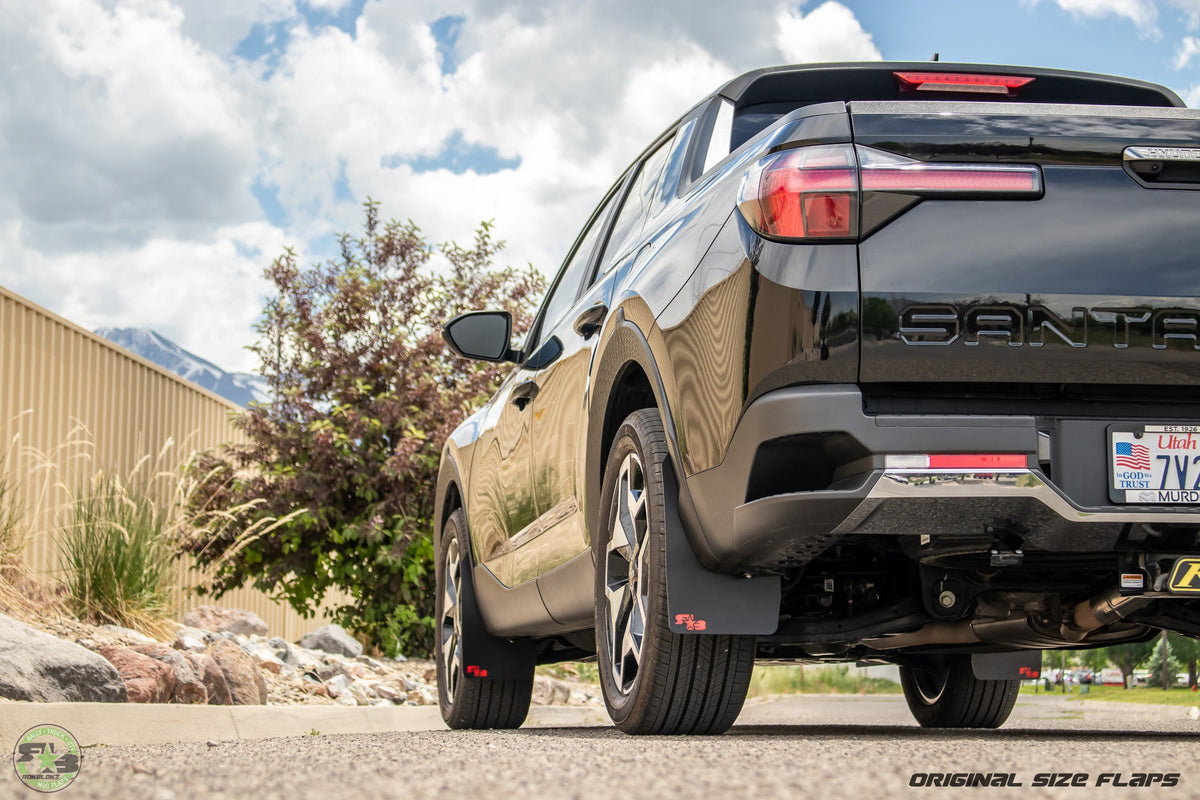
[436,62,1200,734]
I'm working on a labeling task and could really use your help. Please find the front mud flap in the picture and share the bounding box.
[458,558,537,680]
[663,465,781,635]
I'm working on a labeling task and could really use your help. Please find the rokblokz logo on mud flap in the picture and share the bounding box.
[12,724,82,793]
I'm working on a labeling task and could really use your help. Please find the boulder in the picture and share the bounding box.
[532,676,572,706]
[100,646,173,703]
[0,613,127,702]
[132,644,207,704]
[299,624,362,658]
[184,652,232,706]
[207,638,268,704]
[183,605,268,637]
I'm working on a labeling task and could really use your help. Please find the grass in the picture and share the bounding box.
[1020,682,1200,707]
[748,664,901,697]
[57,471,177,639]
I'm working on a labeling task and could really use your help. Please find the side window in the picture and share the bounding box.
[600,133,675,270]
[533,189,620,344]
[650,117,696,218]
[700,99,734,175]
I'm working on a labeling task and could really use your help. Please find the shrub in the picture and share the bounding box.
[181,201,543,657]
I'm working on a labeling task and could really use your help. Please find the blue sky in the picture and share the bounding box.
[3,0,1200,371]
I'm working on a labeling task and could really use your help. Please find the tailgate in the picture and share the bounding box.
[852,101,1200,389]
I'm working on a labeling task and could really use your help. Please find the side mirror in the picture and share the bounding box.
[442,311,519,363]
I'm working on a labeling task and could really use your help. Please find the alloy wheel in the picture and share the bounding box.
[440,537,463,700]
[603,451,651,696]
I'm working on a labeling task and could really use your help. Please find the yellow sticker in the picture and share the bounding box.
[1168,558,1200,593]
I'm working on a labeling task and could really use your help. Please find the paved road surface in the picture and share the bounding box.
[8,694,1200,799]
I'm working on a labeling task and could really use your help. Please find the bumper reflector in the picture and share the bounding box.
[886,454,1029,471]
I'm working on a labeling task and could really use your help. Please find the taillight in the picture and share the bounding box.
[894,71,1034,96]
[738,144,1042,242]
[740,145,857,239]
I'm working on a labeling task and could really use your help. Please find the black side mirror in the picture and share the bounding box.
[442,311,519,363]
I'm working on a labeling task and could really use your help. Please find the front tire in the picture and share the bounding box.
[900,656,1019,728]
[595,409,756,735]
[436,509,533,729]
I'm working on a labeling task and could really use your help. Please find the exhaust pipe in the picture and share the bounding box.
[861,585,1158,650]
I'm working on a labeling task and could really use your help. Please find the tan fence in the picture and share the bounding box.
[0,284,336,641]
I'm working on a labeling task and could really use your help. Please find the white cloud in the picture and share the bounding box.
[775,1,883,64]
[1176,35,1200,67]
[1184,83,1200,105]
[0,0,886,375]
[1051,0,1159,31]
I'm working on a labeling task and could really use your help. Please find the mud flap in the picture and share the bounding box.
[971,650,1042,681]
[663,465,780,635]
[458,549,537,680]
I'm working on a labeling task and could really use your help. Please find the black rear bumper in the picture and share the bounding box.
[681,385,1200,571]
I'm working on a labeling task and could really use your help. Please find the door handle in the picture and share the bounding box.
[511,379,539,410]
[573,301,608,340]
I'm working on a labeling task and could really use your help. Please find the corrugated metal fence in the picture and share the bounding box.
[0,284,337,641]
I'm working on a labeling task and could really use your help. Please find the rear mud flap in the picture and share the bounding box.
[664,464,781,635]
[971,651,1042,681]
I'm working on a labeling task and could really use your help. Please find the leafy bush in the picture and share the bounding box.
[58,473,176,638]
[181,202,543,657]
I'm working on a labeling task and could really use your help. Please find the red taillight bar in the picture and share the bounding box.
[862,164,1042,193]
[894,71,1035,96]
[886,454,1030,471]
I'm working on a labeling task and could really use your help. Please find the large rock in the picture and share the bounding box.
[207,638,267,704]
[184,652,232,705]
[100,646,174,703]
[0,613,127,702]
[182,605,268,637]
[132,644,207,704]
[299,624,362,658]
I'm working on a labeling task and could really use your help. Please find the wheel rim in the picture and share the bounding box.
[440,537,463,700]
[603,451,650,696]
[912,663,950,705]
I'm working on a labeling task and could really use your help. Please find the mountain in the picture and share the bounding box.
[95,327,268,407]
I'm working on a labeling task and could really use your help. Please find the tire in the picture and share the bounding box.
[900,656,1019,728]
[436,509,533,729]
[594,408,756,735]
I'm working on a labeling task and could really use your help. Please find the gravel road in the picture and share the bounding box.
[9,694,1200,799]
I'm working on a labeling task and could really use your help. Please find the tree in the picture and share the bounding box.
[180,201,543,657]
[1107,640,1156,688]
[1077,647,1110,673]
[1150,631,1183,689]
[1168,632,1200,689]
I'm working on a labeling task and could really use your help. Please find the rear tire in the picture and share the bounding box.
[595,408,756,735]
[436,509,533,729]
[900,656,1019,728]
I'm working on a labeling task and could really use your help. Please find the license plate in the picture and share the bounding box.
[1109,424,1200,504]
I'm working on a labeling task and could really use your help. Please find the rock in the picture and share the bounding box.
[299,624,362,658]
[372,683,400,701]
[423,668,436,683]
[100,646,174,703]
[185,653,232,706]
[171,626,213,653]
[347,680,372,706]
[324,674,350,699]
[97,624,157,645]
[183,606,269,637]
[0,613,127,702]
[532,676,572,706]
[207,639,268,705]
[355,655,385,671]
[131,644,208,704]
[238,639,286,673]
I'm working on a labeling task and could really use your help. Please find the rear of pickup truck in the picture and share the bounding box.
[669,65,1200,719]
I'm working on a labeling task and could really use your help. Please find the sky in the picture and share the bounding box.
[4,0,1200,372]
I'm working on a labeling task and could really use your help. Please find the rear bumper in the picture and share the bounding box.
[681,385,1200,571]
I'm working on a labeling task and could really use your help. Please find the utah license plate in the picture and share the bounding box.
[1109,425,1200,504]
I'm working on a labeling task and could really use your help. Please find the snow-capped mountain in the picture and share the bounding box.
[96,327,268,407]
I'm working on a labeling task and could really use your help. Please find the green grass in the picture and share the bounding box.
[1020,683,1200,706]
[748,664,901,697]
